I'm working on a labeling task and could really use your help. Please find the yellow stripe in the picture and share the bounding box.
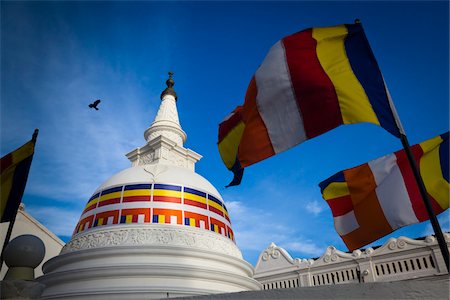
[0,168,14,217]
[153,190,181,198]
[123,189,151,197]
[97,218,104,226]
[11,141,34,165]
[322,181,350,200]
[85,197,98,208]
[189,218,196,226]
[218,122,245,169]
[126,215,133,223]
[313,26,379,126]
[1,141,34,218]
[419,135,443,152]
[184,193,207,203]
[159,215,165,223]
[208,200,224,211]
[420,138,449,210]
[99,191,122,202]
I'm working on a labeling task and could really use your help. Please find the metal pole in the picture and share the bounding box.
[400,133,449,273]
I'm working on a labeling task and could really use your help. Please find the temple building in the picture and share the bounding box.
[1,74,448,300]
[37,73,261,299]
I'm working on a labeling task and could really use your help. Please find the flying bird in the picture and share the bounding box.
[89,99,101,110]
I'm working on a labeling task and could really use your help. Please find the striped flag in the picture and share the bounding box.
[218,106,245,186]
[319,132,449,251]
[218,22,401,185]
[1,134,37,222]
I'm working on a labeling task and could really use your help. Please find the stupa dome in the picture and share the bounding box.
[68,163,237,254]
[38,73,261,299]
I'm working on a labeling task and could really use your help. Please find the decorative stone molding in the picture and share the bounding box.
[146,127,185,147]
[63,226,242,258]
[126,135,201,171]
[261,243,281,261]
[254,234,450,289]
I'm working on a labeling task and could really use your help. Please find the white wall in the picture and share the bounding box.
[0,205,65,279]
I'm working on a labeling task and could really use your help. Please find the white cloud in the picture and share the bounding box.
[26,205,81,238]
[281,241,323,257]
[226,200,325,259]
[2,22,158,204]
[305,200,324,216]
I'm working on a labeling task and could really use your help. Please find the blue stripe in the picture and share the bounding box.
[319,171,345,194]
[184,187,206,197]
[184,218,190,225]
[120,216,126,223]
[344,23,400,137]
[152,215,158,223]
[154,184,181,191]
[125,184,152,190]
[101,186,123,195]
[207,195,223,205]
[439,132,449,182]
[89,193,100,201]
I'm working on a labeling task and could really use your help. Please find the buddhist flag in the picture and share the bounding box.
[319,132,449,251]
[218,22,401,185]
[1,131,38,222]
[218,106,245,186]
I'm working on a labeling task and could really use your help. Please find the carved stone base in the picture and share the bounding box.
[39,226,261,299]
[63,224,242,258]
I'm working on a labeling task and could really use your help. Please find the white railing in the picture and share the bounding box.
[254,234,449,289]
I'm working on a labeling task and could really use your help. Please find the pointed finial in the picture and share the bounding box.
[161,71,177,101]
[354,19,361,24]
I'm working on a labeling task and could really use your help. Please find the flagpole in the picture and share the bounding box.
[384,84,449,273]
[0,129,39,272]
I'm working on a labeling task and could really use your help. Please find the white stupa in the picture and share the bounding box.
[38,73,261,299]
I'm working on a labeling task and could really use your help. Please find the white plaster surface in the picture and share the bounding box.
[0,206,65,279]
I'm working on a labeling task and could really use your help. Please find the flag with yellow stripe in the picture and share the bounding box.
[319,132,449,251]
[1,132,37,222]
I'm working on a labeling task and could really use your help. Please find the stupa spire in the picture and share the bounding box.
[160,71,177,100]
[144,72,186,146]
[126,72,201,170]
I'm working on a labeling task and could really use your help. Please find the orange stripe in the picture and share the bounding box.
[238,76,275,167]
[343,164,392,250]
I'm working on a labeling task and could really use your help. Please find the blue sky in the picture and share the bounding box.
[1,1,448,266]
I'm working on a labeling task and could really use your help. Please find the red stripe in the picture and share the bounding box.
[282,29,342,139]
[0,153,13,173]
[326,195,353,217]
[153,196,181,203]
[132,214,138,222]
[395,145,429,222]
[82,204,97,214]
[429,194,445,215]
[98,198,120,207]
[209,206,224,216]
[218,106,243,143]
[184,199,207,209]
[123,196,151,202]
